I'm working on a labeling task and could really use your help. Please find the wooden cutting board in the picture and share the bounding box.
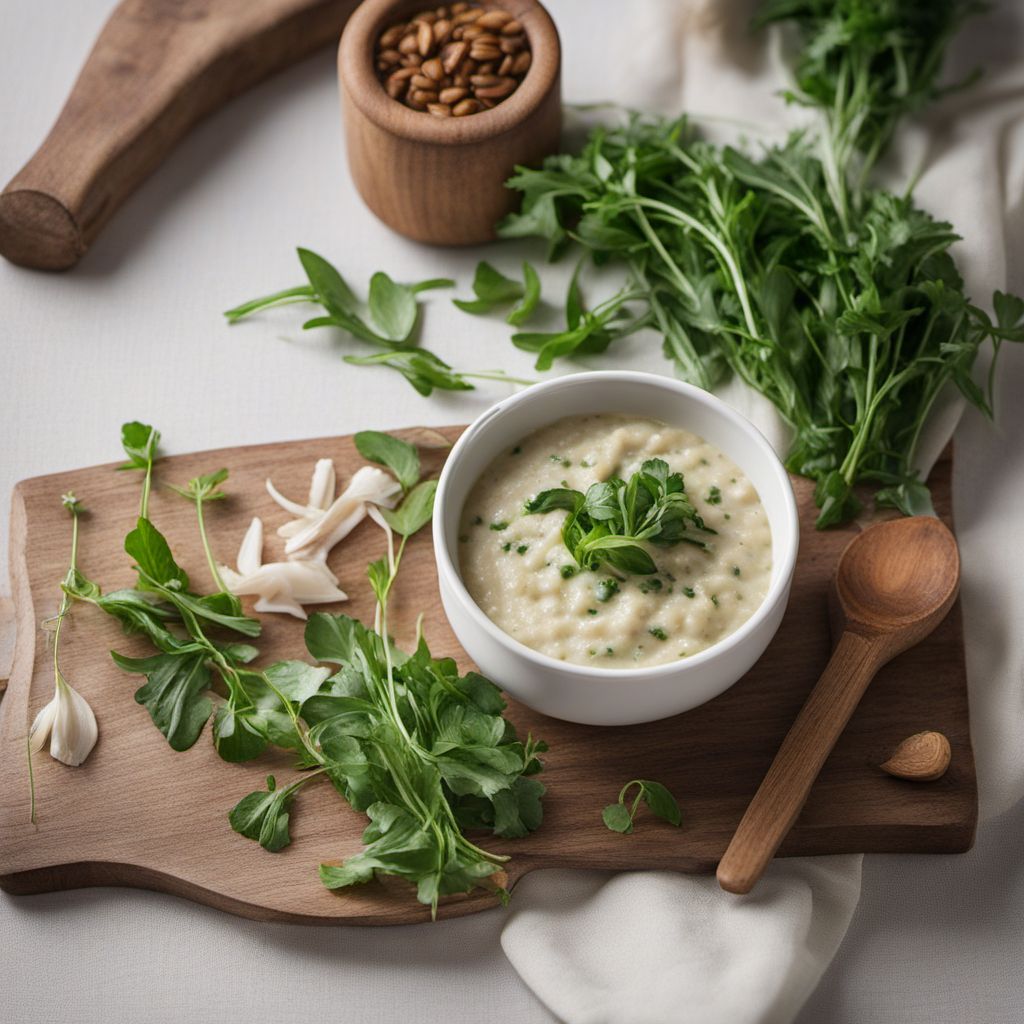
[0,428,976,924]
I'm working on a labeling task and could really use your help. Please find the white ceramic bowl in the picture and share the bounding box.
[433,371,799,725]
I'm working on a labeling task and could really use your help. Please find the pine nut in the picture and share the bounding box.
[428,102,453,117]
[477,10,512,29]
[417,20,433,56]
[453,98,483,116]
[439,86,468,104]
[421,57,444,80]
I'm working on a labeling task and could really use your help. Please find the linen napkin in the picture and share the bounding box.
[500,2,1024,1021]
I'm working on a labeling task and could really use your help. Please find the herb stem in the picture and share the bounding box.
[195,497,228,595]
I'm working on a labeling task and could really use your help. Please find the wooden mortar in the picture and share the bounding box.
[338,0,561,245]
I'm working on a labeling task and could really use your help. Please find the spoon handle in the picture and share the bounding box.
[716,629,881,894]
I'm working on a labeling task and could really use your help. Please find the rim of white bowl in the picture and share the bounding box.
[433,370,800,681]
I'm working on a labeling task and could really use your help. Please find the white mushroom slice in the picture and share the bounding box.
[284,466,401,563]
[220,560,347,605]
[254,592,308,619]
[266,479,310,518]
[236,517,264,576]
[266,459,339,530]
[308,458,336,511]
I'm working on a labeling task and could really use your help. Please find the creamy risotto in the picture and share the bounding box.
[458,414,772,668]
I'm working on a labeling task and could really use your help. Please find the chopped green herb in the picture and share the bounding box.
[490,521,509,531]
[732,565,741,577]
[501,542,512,552]
[559,565,576,579]
[511,446,522,455]
[710,594,720,607]
[516,544,529,555]
[473,514,483,525]
[706,486,722,505]
[587,608,598,616]
[549,454,571,466]
[638,577,663,594]
[682,587,696,599]
[649,627,668,641]
[595,577,620,603]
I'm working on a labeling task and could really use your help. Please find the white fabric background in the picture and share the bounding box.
[2,1,1024,1022]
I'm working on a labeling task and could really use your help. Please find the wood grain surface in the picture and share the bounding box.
[0,428,976,925]
[0,0,360,270]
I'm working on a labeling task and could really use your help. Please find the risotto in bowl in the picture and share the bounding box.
[433,372,799,725]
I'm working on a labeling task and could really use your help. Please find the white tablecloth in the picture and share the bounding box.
[2,2,1023,1022]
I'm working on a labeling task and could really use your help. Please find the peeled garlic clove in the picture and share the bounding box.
[308,459,336,511]
[880,731,951,782]
[236,517,264,576]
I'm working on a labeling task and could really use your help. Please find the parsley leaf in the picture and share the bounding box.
[602,779,682,834]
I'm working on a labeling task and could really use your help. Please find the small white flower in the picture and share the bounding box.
[219,517,349,620]
[29,677,98,767]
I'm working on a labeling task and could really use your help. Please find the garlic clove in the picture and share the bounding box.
[50,681,99,766]
[880,731,951,782]
[284,466,401,559]
[236,517,264,576]
[308,459,336,511]
[29,693,59,755]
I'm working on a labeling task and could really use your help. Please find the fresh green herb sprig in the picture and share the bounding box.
[510,263,649,371]
[232,430,548,913]
[28,493,87,822]
[65,421,547,913]
[453,260,541,326]
[526,458,713,575]
[602,779,681,834]
[226,249,532,396]
[500,2,1024,527]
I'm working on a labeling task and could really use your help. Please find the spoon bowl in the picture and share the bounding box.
[835,515,961,645]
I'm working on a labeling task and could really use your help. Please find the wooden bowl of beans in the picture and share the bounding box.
[338,0,561,245]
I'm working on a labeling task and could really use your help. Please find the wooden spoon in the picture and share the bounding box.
[716,515,960,895]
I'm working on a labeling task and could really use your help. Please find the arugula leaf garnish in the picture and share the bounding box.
[526,458,714,575]
[602,779,682,835]
[453,261,541,325]
[229,775,310,852]
[354,430,420,492]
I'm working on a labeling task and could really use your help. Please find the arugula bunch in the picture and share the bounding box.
[500,0,1024,527]
[525,458,713,575]
[67,423,546,913]
[226,249,532,396]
